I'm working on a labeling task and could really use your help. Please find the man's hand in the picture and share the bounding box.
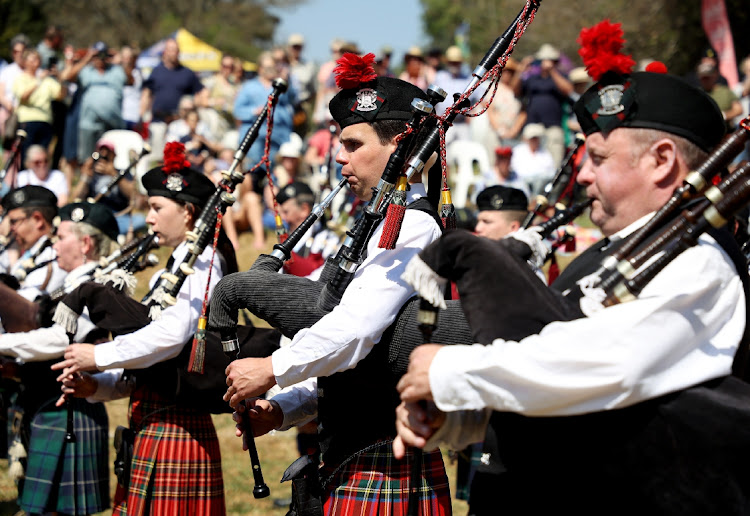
[224,356,276,408]
[393,400,446,459]
[51,343,98,380]
[232,398,284,446]
[56,371,98,407]
[396,344,443,403]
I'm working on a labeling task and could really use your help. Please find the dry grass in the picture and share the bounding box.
[0,229,470,515]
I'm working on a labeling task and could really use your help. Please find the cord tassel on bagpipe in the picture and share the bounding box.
[440,189,457,230]
[379,174,409,249]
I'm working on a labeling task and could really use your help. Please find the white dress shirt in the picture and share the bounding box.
[0,262,97,361]
[0,235,66,302]
[426,219,745,451]
[271,184,442,428]
[91,241,223,400]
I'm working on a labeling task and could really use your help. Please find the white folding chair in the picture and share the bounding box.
[446,139,492,208]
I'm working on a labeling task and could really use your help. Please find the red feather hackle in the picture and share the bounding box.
[162,141,190,173]
[577,19,635,81]
[334,52,378,89]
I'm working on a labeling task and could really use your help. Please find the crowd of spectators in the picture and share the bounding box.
[1,26,749,245]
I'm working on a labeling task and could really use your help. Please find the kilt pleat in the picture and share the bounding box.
[19,397,110,515]
[113,387,226,516]
[323,441,452,516]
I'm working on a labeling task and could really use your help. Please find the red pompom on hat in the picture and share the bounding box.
[162,141,191,174]
[577,19,635,81]
[333,52,378,89]
[645,61,668,74]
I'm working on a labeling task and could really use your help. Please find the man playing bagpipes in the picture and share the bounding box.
[0,185,66,307]
[394,21,750,515]
[221,53,452,514]
[0,202,119,515]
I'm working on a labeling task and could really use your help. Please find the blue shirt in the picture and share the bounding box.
[78,65,127,129]
[523,74,568,128]
[234,78,298,165]
[144,63,204,121]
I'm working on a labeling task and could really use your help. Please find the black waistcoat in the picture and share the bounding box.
[317,197,441,466]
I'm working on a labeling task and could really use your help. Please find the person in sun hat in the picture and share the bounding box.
[509,42,574,166]
[394,19,750,515]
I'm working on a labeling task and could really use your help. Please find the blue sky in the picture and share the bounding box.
[269,0,427,66]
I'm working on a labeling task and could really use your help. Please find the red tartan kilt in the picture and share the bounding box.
[113,386,225,516]
[322,441,452,515]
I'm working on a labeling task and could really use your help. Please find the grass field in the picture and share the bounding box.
[0,228,471,515]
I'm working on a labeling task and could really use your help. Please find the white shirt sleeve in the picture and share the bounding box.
[429,235,745,416]
[272,207,442,388]
[88,368,132,401]
[273,377,319,431]
[93,244,223,370]
[424,409,492,452]
[15,245,67,301]
[0,308,95,361]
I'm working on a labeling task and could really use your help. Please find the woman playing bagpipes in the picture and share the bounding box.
[52,142,234,516]
[0,201,119,515]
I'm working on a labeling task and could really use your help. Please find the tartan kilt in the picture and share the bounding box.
[19,397,110,515]
[322,440,452,515]
[113,386,225,516]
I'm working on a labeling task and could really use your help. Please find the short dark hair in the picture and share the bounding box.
[371,119,407,145]
[23,205,57,226]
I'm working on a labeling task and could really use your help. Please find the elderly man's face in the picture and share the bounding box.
[577,129,657,236]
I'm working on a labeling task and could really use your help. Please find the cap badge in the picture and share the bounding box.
[355,88,379,112]
[165,173,184,192]
[11,190,25,205]
[71,207,85,222]
[597,84,625,116]
[491,197,505,209]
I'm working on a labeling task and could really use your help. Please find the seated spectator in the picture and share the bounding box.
[490,146,529,196]
[399,47,429,90]
[180,108,221,170]
[14,144,68,205]
[165,95,214,143]
[304,119,340,194]
[273,140,308,187]
[511,123,555,196]
[696,62,742,132]
[72,139,145,235]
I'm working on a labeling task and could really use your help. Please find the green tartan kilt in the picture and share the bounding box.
[19,396,110,515]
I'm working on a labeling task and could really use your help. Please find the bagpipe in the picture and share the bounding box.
[407,118,750,359]
[0,236,56,291]
[50,80,294,501]
[208,0,543,363]
[0,231,160,334]
[0,128,27,186]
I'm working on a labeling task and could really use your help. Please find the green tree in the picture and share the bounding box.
[0,0,303,64]
[420,0,748,77]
